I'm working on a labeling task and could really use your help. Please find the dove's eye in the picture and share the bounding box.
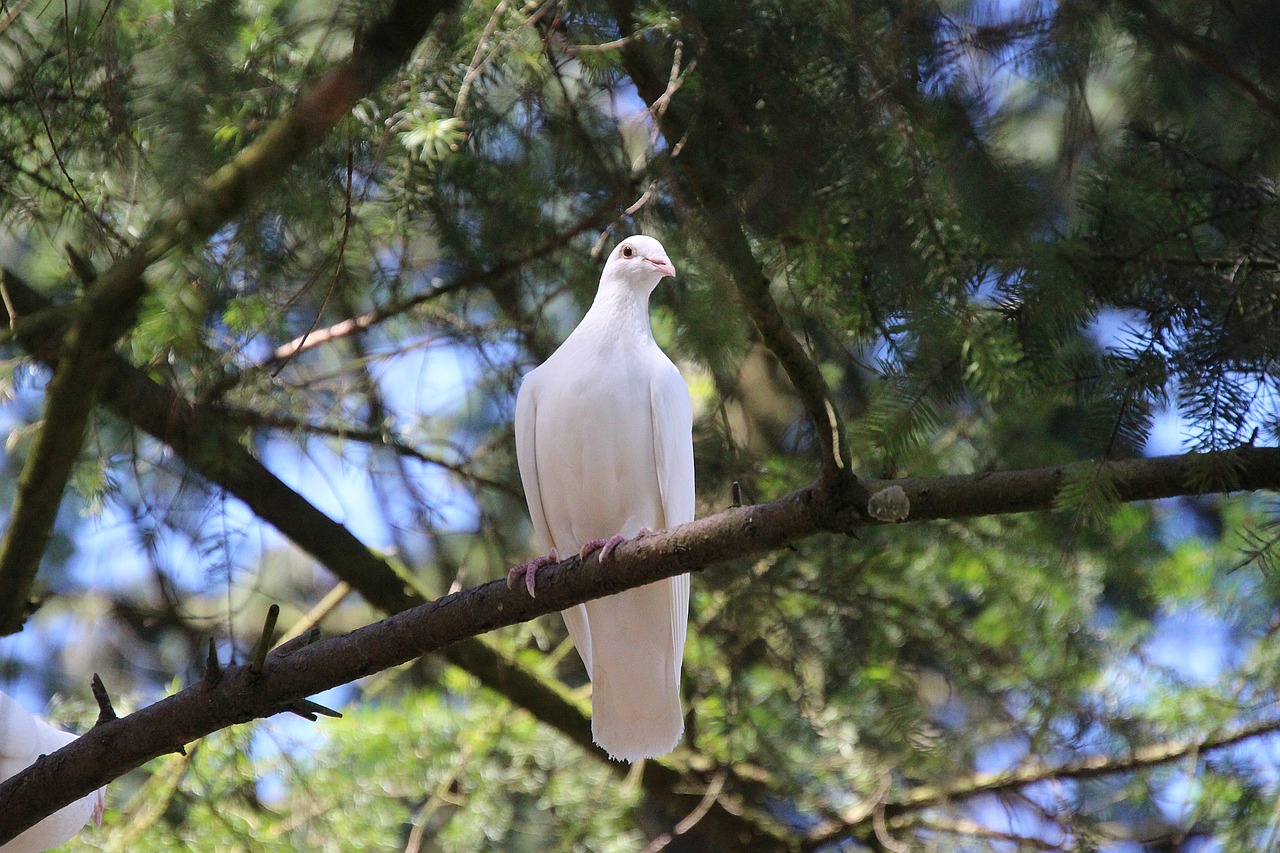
[621,245,635,259]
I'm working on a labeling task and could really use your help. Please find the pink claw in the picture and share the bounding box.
[581,528,653,563]
[507,548,558,597]
[580,535,626,563]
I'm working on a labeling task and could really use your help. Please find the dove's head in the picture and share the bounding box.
[601,235,676,293]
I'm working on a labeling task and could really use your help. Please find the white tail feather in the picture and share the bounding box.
[583,579,685,761]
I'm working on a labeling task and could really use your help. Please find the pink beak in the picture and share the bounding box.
[645,256,677,278]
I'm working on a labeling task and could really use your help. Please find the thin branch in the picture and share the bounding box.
[219,408,520,498]
[453,0,513,117]
[272,627,321,658]
[90,674,117,724]
[903,817,1062,851]
[0,0,33,36]
[0,151,127,244]
[803,715,1280,848]
[227,206,619,385]
[1127,0,1280,124]
[270,140,357,378]
[249,604,281,675]
[642,772,727,853]
[276,583,350,649]
[203,638,222,685]
[609,0,859,495]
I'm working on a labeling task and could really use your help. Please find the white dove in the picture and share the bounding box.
[0,690,105,853]
[510,235,693,762]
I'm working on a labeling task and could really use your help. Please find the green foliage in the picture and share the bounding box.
[93,688,640,853]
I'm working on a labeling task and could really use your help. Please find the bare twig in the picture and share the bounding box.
[0,0,33,36]
[902,817,1062,851]
[272,140,357,378]
[272,627,321,658]
[249,605,281,676]
[277,584,350,649]
[642,772,727,853]
[646,40,696,139]
[204,638,222,685]
[454,0,556,117]
[90,674,117,724]
[454,0,513,117]
[286,698,342,721]
[217,409,520,497]
[230,207,619,383]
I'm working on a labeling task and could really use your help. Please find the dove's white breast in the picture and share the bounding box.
[523,335,679,551]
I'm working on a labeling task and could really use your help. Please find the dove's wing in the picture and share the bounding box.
[650,367,694,675]
[0,691,38,779]
[515,374,593,673]
[514,373,552,555]
[584,356,692,762]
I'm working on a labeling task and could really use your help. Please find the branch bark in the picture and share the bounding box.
[0,0,460,634]
[3,438,1280,840]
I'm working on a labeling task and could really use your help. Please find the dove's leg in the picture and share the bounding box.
[580,528,655,563]
[506,549,559,597]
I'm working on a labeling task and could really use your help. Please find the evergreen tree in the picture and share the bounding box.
[4,0,1280,848]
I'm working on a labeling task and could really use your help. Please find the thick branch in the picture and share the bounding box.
[0,489,814,842]
[0,0,459,634]
[3,439,1280,839]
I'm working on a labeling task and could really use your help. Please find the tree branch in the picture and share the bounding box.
[2,433,1279,839]
[0,267,584,710]
[0,0,460,634]
[0,270,792,850]
[1126,0,1280,124]
[230,207,614,385]
[804,715,1280,848]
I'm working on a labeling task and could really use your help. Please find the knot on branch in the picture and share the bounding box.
[867,486,910,523]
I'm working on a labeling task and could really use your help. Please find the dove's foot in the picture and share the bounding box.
[580,535,625,563]
[507,549,559,597]
[580,528,655,563]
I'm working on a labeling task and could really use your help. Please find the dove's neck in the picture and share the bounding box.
[581,276,656,344]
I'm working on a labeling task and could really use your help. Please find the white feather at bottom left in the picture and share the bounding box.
[0,691,105,853]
